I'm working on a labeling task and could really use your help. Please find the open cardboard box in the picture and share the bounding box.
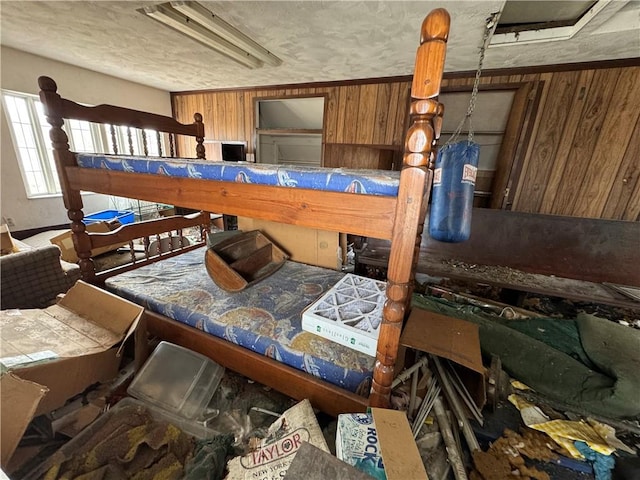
[49,220,125,263]
[401,307,486,409]
[237,218,341,270]
[0,281,143,467]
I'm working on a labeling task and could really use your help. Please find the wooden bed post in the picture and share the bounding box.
[369,9,450,407]
[194,112,206,159]
[38,76,96,282]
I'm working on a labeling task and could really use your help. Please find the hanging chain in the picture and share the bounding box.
[446,13,500,146]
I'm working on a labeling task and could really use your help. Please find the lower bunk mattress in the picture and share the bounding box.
[105,247,375,395]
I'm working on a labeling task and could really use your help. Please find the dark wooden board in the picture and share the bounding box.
[357,208,640,308]
[283,442,374,480]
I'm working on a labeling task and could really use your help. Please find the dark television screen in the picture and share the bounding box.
[221,143,245,162]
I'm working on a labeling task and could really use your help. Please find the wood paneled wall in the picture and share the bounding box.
[440,65,640,221]
[172,63,640,221]
[172,81,410,170]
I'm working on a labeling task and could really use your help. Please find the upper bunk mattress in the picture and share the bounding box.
[104,247,375,395]
[76,154,400,196]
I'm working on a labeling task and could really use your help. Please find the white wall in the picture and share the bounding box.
[0,47,172,231]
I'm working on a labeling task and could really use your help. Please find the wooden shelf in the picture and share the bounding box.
[324,142,401,151]
[257,128,323,135]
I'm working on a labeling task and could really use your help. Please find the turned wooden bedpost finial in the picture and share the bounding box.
[194,112,206,159]
[369,9,450,408]
[38,76,96,282]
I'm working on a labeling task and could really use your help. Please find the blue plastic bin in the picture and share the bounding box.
[84,209,135,225]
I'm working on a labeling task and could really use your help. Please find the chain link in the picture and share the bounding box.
[446,13,500,146]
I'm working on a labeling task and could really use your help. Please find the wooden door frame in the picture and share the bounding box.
[253,94,328,165]
[440,82,544,209]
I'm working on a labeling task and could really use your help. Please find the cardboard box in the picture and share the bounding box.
[0,281,143,467]
[237,217,340,270]
[49,220,125,263]
[401,307,486,408]
[0,224,17,255]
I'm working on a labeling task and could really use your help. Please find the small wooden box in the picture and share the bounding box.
[205,230,288,292]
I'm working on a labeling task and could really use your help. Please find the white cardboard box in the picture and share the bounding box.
[336,413,386,480]
[302,274,386,356]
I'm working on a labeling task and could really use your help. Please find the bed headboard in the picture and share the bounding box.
[38,76,209,282]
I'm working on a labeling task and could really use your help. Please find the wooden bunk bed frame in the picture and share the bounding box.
[38,9,451,415]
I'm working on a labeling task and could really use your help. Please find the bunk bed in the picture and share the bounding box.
[38,8,451,416]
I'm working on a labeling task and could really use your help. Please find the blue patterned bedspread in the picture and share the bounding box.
[105,247,375,395]
[76,154,400,196]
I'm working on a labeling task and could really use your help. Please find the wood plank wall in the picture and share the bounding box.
[172,81,410,170]
[172,63,640,221]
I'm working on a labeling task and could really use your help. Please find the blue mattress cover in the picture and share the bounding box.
[76,154,400,196]
[105,247,375,395]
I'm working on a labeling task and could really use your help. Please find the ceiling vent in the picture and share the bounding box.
[490,0,613,46]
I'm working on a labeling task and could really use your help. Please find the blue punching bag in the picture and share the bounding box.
[428,12,496,242]
[428,141,480,243]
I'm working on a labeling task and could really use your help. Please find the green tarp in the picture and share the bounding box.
[412,295,640,419]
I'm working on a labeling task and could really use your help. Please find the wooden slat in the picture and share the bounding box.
[384,82,401,145]
[323,88,339,144]
[514,71,580,212]
[372,82,392,145]
[66,167,396,239]
[572,67,640,218]
[243,90,255,152]
[539,69,595,213]
[602,115,640,219]
[625,176,640,221]
[549,68,620,216]
[342,85,361,144]
[88,212,208,249]
[144,311,368,417]
[333,86,348,143]
[393,86,411,145]
[225,92,238,140]
[490,83,532,208]
[355,84,378,144]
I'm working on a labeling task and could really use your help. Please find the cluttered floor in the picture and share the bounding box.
[4,281,640,480]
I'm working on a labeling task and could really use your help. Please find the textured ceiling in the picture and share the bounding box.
[1,1,638,92]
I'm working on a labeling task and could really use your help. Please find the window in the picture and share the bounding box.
[2,90,162,198]
[2,91,104,197]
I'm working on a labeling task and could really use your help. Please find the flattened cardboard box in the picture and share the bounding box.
[371,408,428,480]
[0,281,143,467]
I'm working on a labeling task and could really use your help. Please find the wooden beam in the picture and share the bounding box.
[66,167,396,239]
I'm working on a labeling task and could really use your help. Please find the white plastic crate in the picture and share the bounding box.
[302,274,386,356]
